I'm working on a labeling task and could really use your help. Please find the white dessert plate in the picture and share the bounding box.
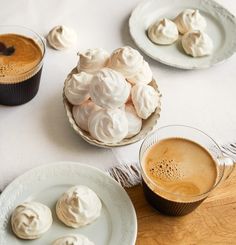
[0,162,137,245]
[129,0,236,69]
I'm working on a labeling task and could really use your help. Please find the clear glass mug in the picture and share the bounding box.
[139,125,235,216]
[0,25,45,106]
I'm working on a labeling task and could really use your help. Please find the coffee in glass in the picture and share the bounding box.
[140,125,235,216]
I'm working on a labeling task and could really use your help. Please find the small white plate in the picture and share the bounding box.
[0,162,137,245]
[129,0,236,69]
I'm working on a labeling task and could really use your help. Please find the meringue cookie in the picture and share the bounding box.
[89,68,131,109]
[56,185,102,228]
[131,84,159,119]
[148,18,179,45]
[77,48,109,74]
[72,100,100,131]
[182,30,213,57]
[52,234,94,245]
[11,202,52,240]
[174,9,207,34]
[125,104,142,138]
[88,108,128,143]
[47,25,77,50]
[65,72,93,105]
[108,46,143,79]
[127,61,153,85]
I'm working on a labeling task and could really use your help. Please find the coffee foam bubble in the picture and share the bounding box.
[147,158,184,182]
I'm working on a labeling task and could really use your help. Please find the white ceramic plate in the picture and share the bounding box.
[0,162,137,245]
[129,0,236,69]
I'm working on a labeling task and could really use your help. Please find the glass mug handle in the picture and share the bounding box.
[218,155,235,181]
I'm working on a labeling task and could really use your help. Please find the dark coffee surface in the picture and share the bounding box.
[0,34,42,83]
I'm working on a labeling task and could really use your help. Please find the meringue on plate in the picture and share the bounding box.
[72,100,100,132]
[56,185,102,228]
[52,234,94,245]
[182,30,213,57]
[174,9,207,34]
[89,68,131,109]
[47,25,77,50]
[125,104,142,138]
[131,84,160,119]
[148,18,179,45]
[64,72,93,105]
[11,202,53,240]
[88,108,128,143]
[77,48,109,74]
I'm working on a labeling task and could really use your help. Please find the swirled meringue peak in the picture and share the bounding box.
[47,25,77,50]
[52,234,94,245]
[89,68,131,109]
[65,72,93,105]
[88,108,128,143]
[125,104,142,138]
[108,46,144,78]
[77,48,110,74]
[11,202,52,240]
[131,84,160,119]
[72,100,101,132]
[56,185,102,228]
[127,61,153,85]
[182,30,213,57]
[174,9,207,34]
[148,18,179,45]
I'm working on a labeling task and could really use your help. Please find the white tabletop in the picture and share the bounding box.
[0,0,236,190]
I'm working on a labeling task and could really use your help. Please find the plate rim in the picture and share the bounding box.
[0,161,137,245]
[129,0,236,69]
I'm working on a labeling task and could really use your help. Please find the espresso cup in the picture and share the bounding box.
[0,25,45,106]
[139,125,235,216]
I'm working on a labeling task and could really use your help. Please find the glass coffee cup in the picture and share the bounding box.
[0,25,45,106]
[139,125,235,216]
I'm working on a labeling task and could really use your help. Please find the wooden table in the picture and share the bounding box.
[126,169,236,245]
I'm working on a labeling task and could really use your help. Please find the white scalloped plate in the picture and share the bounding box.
[0,162,137,245]
[63,68,161,148]
[129,0,236,69]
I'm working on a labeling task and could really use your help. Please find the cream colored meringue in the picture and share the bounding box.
[11,202,53,240]
[182,30,213,57]
[77,48,109,74]
[131,84,159,119]
[108,46,143,79]
[72,100,100,132]
[127,61,153,85]
[148,18,179,45]
[47,25,77,50]
[88,108,128,143]
[56,185,102,228]
[174,9,207,34]
[65,72,93,105]
[89,68,131,109]
[125,104,142,138]
[52,234,94,245]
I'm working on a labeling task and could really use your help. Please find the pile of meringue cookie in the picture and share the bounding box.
[148,9,213,57]
[64,46,160,144]
[11,185,101,244]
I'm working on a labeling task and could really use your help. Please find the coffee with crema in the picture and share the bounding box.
[0,33,43,105]
[142,138,218,215]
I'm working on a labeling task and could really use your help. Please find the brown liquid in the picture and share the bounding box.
[143,138,217,203]
[0,34,42,83]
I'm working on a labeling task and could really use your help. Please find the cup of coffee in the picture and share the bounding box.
[0,25,45,106]
[139,125,235,216]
